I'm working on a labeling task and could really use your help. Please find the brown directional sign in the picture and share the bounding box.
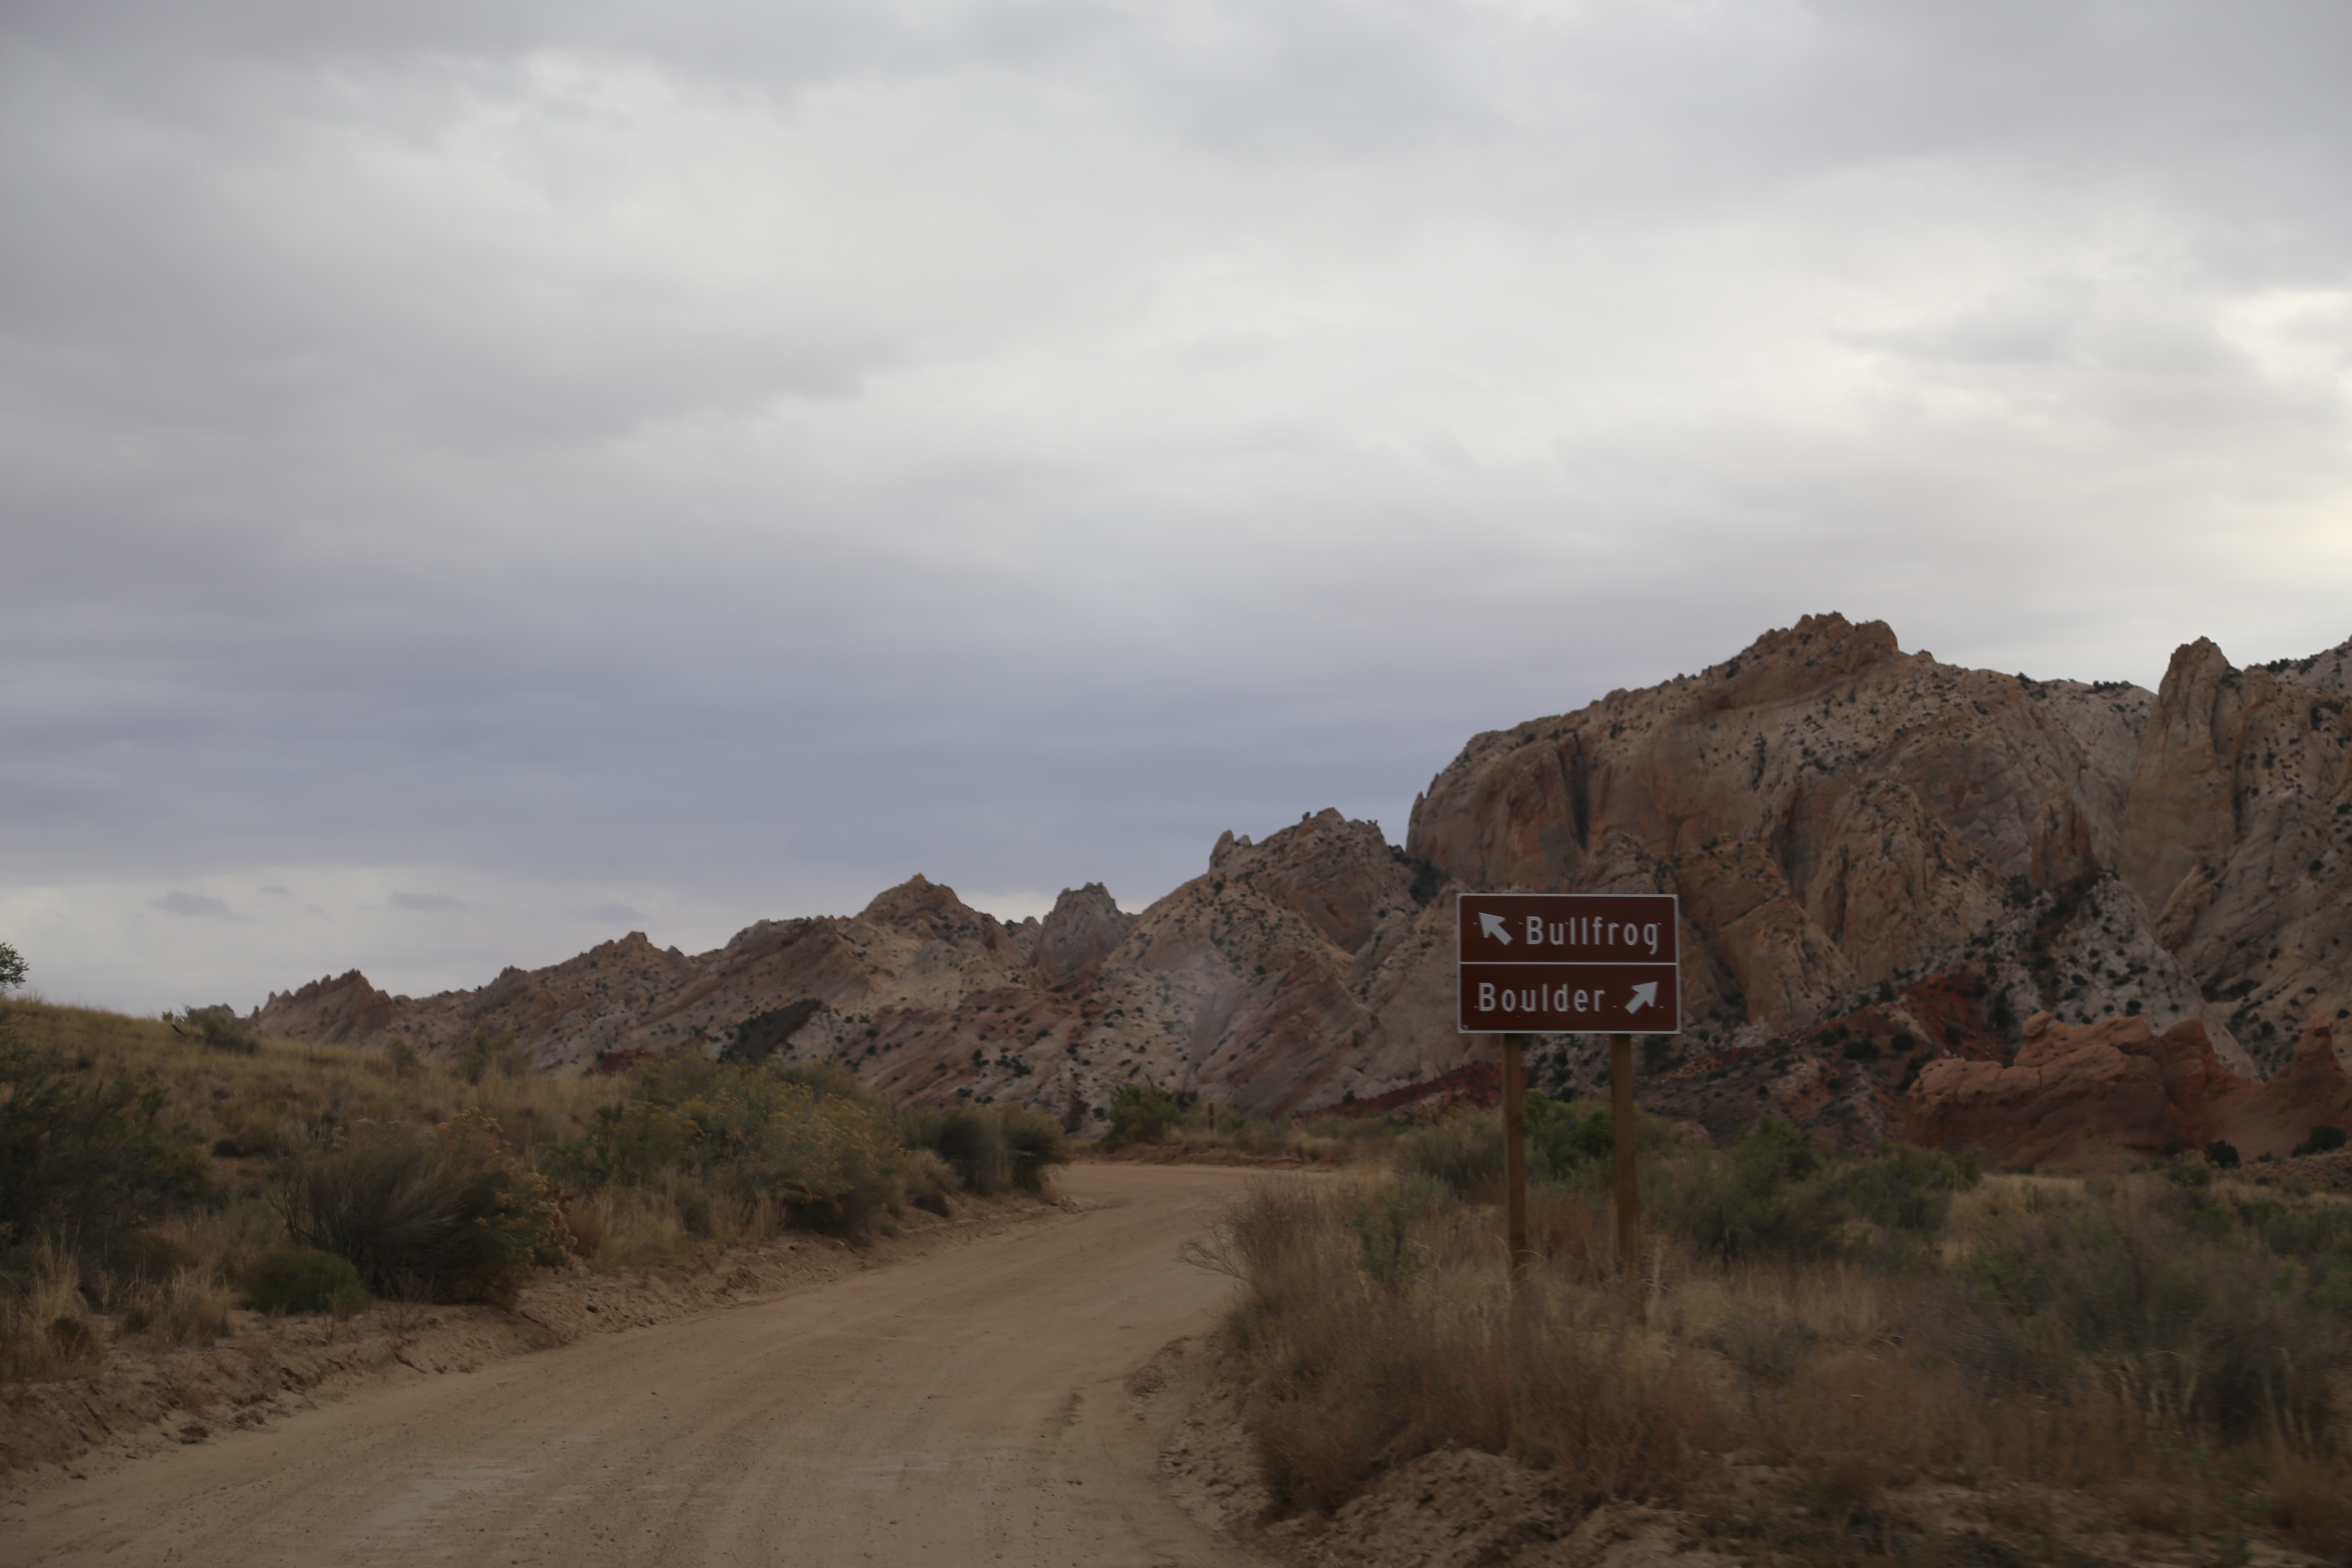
[1456,892,1681,1035]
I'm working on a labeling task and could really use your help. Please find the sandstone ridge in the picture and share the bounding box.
[252,615,2352,1154]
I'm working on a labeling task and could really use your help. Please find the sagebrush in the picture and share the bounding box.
[1203,1114,2352,1560]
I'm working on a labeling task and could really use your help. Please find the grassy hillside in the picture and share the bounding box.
[0,998,1065,1390]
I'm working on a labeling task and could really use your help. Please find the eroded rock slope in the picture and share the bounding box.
[254,614,2352,1145]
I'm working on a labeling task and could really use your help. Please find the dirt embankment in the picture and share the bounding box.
[1139,1340,2329,1568]
[2,1191,1066,1485]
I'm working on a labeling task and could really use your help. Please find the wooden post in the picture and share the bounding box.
[1502,1033,1528,1295]
[1611,1033,1642,1312]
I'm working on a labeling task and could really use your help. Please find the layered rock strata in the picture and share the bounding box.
[252,614,2352,1155]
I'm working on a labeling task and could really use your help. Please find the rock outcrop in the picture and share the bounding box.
[249,613,2352,1159]
[1902,1012,2352,1170]
[1032,883,1132,983]
[251,970,402,1047]
[2116,640,2352,1071]
[1406,613,2171,1044]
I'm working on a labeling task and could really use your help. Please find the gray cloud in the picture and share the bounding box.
[388,892,473,914]
[5,1,2351,1012]
[154,891,231,919]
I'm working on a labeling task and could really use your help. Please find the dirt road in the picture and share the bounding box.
[7,1164,1274,1567]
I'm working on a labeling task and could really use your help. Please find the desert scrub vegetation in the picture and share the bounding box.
[279,1110,574,1305]
[2,1004,222,1384]
[1098,1083,1399,1163]
[538,1058,1024,1251]
[897,1101,1070,1197]
[1199,1106,2352,1560]
[1,995,1065,1390]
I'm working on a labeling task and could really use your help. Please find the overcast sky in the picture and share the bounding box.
[5,1,2350,1016]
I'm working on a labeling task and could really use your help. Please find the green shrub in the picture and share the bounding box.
[1348,1178,1442,1290]
[276,1110,571,1304]
[549,1060,905,1239]
[246,1246,368,1315]
[1105,1084,1182,1148]
[1953,1186,2352,1442]
[455,1029,531,1084]
[0,1020,211,1266]
[658,1171,715,1237]
[1398,1112,1508,1200]
[1525,1099,1614,1179]
[1656,1118,1975,1262]
[998,1104,1069,1192]
[171,1008,260,1055]
[2293,1124,2347,1158]
[1659,1117,1833,1259]
[903,1149,956,1216]
[2163,1150,2215,1188]
[901,1104,1002,1192]
[1501,1096,1687,1189]
[900,1103,1069,1196]
[1398,1098,1686,1203]
[770,1058,886,1110]
[1833,1141,1981,1234]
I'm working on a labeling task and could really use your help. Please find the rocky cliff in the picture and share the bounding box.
[252,613,2352,1155]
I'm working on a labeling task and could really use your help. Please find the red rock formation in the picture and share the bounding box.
[1314,1061,1502,1123]
[1902,1011,2352,1169]
[2209,1017,2352,1158]
[245,614,2352,1145]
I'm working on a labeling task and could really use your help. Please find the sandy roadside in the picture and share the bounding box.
[4,1162,1278,1567]
[2,1186,1074,1491]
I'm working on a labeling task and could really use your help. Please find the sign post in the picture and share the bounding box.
[1458,893,1680,1310]
[1501,1032,1528,1292]
[1611,1033,1639,1294]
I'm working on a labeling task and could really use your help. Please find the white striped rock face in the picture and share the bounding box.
[1403,612,2352,1077]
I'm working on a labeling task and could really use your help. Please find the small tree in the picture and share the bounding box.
[455,1029,531,1083]
[2292,1124,2347,1158]
[0,941,24,993]
[1105,1084,1182,1148]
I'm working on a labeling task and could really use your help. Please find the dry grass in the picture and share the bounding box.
[7,1002,624,1159]
[0,1246,107,1387]
[1165,1122,1393,1164]
[5,998,1058,1396]
[1204,1163,2352,1561]
[116,1268,237,1344]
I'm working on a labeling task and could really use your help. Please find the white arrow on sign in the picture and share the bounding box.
[1626,982,1659,1014]
[1478,913,1513,944]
